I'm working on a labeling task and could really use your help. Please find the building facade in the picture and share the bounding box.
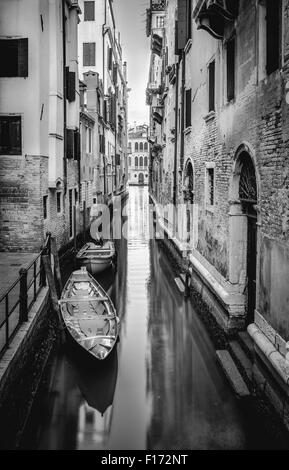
[0,0,81,251]
[78,0,129,202]
[128,124,149,186]
[147,0,289,429]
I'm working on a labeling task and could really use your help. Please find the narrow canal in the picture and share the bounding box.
[21,187,288,450]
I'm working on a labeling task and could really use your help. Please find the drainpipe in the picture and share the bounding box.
[173,62,179,208]
[62,0,67,195]
[102,0,108,200]
[180,50,185,172]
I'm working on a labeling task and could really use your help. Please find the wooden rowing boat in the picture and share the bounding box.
[76,241,116,274]
[59,267,119,361]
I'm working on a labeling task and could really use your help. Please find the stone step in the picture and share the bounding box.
[229,340,253,381]
[216,350,250,398]
[174,277,185,293]
[238,331,255,360]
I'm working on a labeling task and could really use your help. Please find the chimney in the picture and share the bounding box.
[83,71,99,112]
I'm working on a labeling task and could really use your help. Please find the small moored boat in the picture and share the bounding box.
[59,267,119,361]
[76,241,116,274]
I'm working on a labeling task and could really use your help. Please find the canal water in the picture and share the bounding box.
[21,187,289,450]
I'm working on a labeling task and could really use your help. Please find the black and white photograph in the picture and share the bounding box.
[0,0,289,454]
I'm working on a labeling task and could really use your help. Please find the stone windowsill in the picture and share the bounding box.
[203,111,216,123]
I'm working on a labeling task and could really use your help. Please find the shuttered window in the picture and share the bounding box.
[84,1,95,21]
[206,168,215,206]
[185,89,191,128]
[108,47,113,71]
[266,0,281,75]
[83,42,95,66]
[66,129,74,159]
[227,36,235,102]
[0,38,28,77]
[0,116,22,155]
[67,70,76,102]
[208,60,215,112]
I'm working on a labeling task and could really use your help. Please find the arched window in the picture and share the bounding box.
[140,156,143,167]
[129,156,131,166]
[144,156,148,167]
[135,142,138,152]
[135,156,138,167]
[140,142,143,151]
[144,142,148,151]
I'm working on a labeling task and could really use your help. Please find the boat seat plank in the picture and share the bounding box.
[59,297,108,303]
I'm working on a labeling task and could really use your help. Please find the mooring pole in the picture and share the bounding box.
[73,205,77,269]
[42,248,65,344]
[51,237,63,296]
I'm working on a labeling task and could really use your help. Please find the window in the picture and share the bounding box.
[0,38,28,77]
[140,142,143,151]
[206,167,215,206]
[140,156,143,167]
[83,42,95,66]
[74,188,78,204]
[208,60,215,112]
[144,156,148,167]
[144,142,148,151]
[57,191,62,213]
[266,0,281,75]
[43,195,48,220]
[185,89,192,128]
[0,116,22,155]
[135,156,138,167]
[84,1,95,21]
[108,47,113,71]
[129,156,131,166]
[135,142,138,152]
[227,36,235,102]
[156,16,165,28]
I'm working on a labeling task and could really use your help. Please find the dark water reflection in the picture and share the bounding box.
[21,187,289,450]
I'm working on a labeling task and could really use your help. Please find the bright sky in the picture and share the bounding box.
[114,0,150,126]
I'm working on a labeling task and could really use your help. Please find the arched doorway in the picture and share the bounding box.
[230,146,258,325]
[138,172,144,185]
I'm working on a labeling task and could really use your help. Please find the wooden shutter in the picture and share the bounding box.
[74,130,80,160]
[177,0,188,52]
[18,38,28,77]
[209,60,215,112]
[67,71,76,102]
[113,63,118,85]
[266,0,281,75]
[83,43,95,66]
[84,1,95,21]
[185,89,191,128]
[66,129,74,159]
[108,47,113,71]
[227,37,235,101]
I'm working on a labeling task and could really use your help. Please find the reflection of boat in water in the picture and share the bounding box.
[76,241,116,275]
[60,267,119,361]
[67,347,118,449]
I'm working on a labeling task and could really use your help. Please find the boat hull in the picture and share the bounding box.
[76,242,115,275]
[59,267,119,361]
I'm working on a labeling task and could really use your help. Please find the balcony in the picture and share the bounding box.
[193,0,239,40]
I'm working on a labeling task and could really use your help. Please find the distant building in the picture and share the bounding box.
[0,0,81,251]
[128,124,149,186]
